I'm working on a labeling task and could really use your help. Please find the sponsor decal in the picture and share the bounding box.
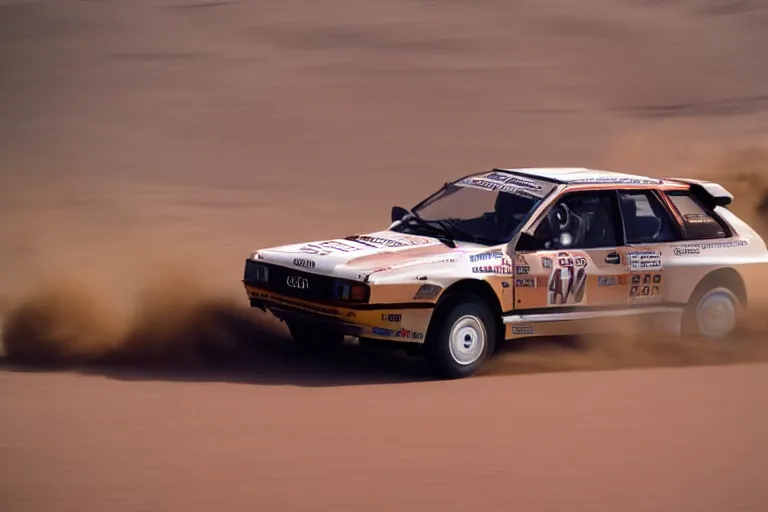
[568,176,663,185]
[486,171,513,182]
[298,244,330,255]
[292,258,315,269]
[286,275,309,289]
[472,264,514,275]
[515,253,529,265]
[318,241,361,253]
[459,177,499,191]
[515,279,536,288]
[372,327,424,340]
[556,252,588,268]
[672,240,748,255]
[482,171,545,192]
[414,284,442,300]
[381,313,402,323]
[541,256,553,269]
[469,249,504,263]
[249,290,340,316]
[548,252,588,305]
[346,234,433,249]
[598,276,617,287]
[516,266,530,275]
[354,236,405,248]
[628,273,663,304]
[458,174,548,197]
[348,237,380,248]
[399,235,433,246]
[501,281,510,288]
[673,246,701,256]
[628,250,662,271]
[512,325,534,335]
[384,256,458,273]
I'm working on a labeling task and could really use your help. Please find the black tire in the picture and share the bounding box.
[287,320,345,351]
[425,294,497,379]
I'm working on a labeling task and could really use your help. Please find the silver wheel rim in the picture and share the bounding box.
[696,288,738,339]
[448,315,486,366]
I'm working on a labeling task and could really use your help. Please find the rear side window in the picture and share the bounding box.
[666,191,730,240]
[618,190,680,244]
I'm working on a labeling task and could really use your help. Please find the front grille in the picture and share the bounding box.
[244,260,368,303]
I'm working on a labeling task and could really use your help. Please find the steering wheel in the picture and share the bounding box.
[552,203,571,231]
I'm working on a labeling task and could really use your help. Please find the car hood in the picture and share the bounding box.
[253,229,488,281]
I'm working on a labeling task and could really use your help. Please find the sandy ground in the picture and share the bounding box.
[2,0,768,510]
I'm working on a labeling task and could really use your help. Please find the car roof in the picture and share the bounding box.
[492,167,675,187]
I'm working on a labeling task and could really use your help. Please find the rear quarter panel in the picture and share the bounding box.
[659,207,768,306]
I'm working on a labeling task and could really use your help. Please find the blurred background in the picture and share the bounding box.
[2,0,768,307]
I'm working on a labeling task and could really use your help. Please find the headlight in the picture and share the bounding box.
[244,261,269,283]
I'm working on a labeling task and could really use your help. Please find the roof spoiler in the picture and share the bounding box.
[664,177,734,208]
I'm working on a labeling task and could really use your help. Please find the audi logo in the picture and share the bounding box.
[286,276,309,289]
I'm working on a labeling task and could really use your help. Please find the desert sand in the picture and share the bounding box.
[2,0,768,510]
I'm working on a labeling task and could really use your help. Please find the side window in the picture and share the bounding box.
[666,191,730,240]
[532,191,620,250]
[618,190,679,244]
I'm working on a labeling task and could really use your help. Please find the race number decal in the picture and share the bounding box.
[547,252,588,305]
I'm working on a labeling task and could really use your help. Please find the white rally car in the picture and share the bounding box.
[243,167,768,378]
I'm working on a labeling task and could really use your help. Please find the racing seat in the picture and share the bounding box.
[621,195,661,242]
[494,191,534,239]
[583,197,616,248]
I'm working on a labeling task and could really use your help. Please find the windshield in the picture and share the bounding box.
[394,170,556,245]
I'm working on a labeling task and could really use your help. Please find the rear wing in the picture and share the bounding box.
[663,177,734,209]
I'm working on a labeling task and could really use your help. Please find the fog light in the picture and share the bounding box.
[350,284,366,301]
[333,280,368,302]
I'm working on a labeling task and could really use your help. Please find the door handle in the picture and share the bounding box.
[605,252,621,265]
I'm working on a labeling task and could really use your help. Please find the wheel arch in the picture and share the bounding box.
[428,279,505,349]
[687,267,747,308]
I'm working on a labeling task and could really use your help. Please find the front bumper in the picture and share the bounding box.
[244,284,432,343]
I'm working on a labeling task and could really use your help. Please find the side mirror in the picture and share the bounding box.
[391,206,409,223]
[515,232,538,252]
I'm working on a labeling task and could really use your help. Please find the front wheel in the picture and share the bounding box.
[425,295,496,379]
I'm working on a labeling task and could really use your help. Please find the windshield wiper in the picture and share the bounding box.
[436,218,503,246]
[401,212,457,248]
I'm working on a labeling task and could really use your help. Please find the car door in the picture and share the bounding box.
[512,190,629,311]
[616,189,681,306]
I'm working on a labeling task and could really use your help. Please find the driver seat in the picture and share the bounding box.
[494,192,533,238]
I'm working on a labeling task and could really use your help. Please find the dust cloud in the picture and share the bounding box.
[0,276,287,368]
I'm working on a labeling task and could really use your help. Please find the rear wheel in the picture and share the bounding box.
[287,320,345,351]
[425,294,496,379]
[683,286,741,339]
